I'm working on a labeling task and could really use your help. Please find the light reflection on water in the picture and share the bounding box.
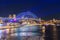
[0,25,41,40]
[11,25,41,36]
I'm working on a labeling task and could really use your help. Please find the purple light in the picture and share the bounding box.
[14,18,16,22]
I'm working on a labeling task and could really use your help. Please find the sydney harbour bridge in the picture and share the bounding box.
[0,11,60,40]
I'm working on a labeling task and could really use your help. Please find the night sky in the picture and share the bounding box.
[0,0,60,19]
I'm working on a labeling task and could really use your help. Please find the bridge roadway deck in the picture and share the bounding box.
[0,24,57,30]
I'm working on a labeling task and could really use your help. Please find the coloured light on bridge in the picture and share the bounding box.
[13,14,16,18]
[9,14,12,18]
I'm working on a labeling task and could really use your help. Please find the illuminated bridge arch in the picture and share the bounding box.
[17,11,38,18]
